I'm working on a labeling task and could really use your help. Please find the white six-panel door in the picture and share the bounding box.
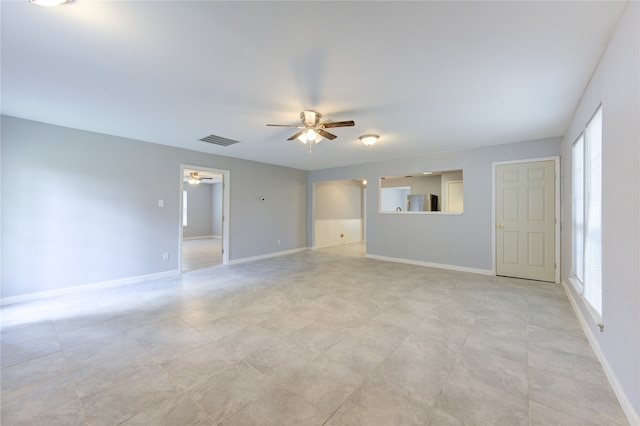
[495,160,556,282]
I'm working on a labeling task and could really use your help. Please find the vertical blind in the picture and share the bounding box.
[572,107,602,318]
[584,108,602,316]
[572,135,585,283]
[183,190,188,227]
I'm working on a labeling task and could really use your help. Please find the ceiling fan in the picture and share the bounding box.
[266,110,355,153]
[186,172,212,185]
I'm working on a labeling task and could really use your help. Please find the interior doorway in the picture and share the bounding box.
[180,165,230,271]
[312,178,367,255]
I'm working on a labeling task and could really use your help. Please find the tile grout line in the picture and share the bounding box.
[526,282,532,426]
[55,316,91,426]
[424,310,477,426]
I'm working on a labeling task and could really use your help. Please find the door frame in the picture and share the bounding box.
[180,164,230,266]
[491,156,560,283]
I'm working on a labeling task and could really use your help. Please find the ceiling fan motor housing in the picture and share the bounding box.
[301,110,321,127]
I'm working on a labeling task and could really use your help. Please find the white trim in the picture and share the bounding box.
[183,235,215,241]
[562,281,639,426]
[314,219,363,249]
[365,254,492,276]
[492,165,497,275]
[492,156,561,283]
[568,275,603,326]
[377,211,463,216]
[582,296,604,326]
[0,270,180,306]
[567,275,584,295]
[312,181,317,248]
[227,248,308,265]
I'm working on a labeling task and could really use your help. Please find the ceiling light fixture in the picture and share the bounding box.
[297,128,324,144]
[188,172,201,185]
[266,110,354,155]
[28,0,70,6]
[359,134,379,146]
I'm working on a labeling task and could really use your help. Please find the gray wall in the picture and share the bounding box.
[309,137,561,271]
[560,1,639,420]
[314,180,363,220]
[1,116,307,298]
[183,183,213,238]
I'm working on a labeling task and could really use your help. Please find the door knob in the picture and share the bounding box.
[497,223,503,228]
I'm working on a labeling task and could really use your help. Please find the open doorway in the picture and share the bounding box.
[180,165,230,271]
[312,178,366,257]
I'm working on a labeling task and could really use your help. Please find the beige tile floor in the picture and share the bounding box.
[0,243,629,425]
[181,238,222,272]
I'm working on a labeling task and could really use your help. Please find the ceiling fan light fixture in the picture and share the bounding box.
[298,128,323,144]
[359,134,379,146]
[266,110,354,151]
[28,0,70,6]
[188,172,201,185]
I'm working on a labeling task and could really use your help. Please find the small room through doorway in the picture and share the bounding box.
[313,178,367,256]
[181,166,226,271]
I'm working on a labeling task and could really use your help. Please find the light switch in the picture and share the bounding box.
[158,200,164,207]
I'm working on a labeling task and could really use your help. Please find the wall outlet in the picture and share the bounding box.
[163,253,169,260]
[277,239,281,244]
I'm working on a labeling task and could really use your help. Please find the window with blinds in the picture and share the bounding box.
[183,190,188,227]
[572,106,602,321]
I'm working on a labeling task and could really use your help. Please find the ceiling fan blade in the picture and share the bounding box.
[321,120,355,129]
[266,124,302,128]
[317,129,337,140]
[287,131,305,141]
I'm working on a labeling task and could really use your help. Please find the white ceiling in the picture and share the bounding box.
[1,1,628,171]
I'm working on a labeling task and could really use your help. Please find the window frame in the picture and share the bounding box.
[571,134,585,286]
[570,105,603,324]
[183,190,188,227]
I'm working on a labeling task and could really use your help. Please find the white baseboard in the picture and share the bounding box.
[313,240,365,250]
[183,235,215,240]
[365,254,492,276]
[227,248,308,265]
[0,270,180,306]
[561,280,639,426]
[314,219,363,248]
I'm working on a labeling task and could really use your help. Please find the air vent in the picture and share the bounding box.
[199,134,240,147]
